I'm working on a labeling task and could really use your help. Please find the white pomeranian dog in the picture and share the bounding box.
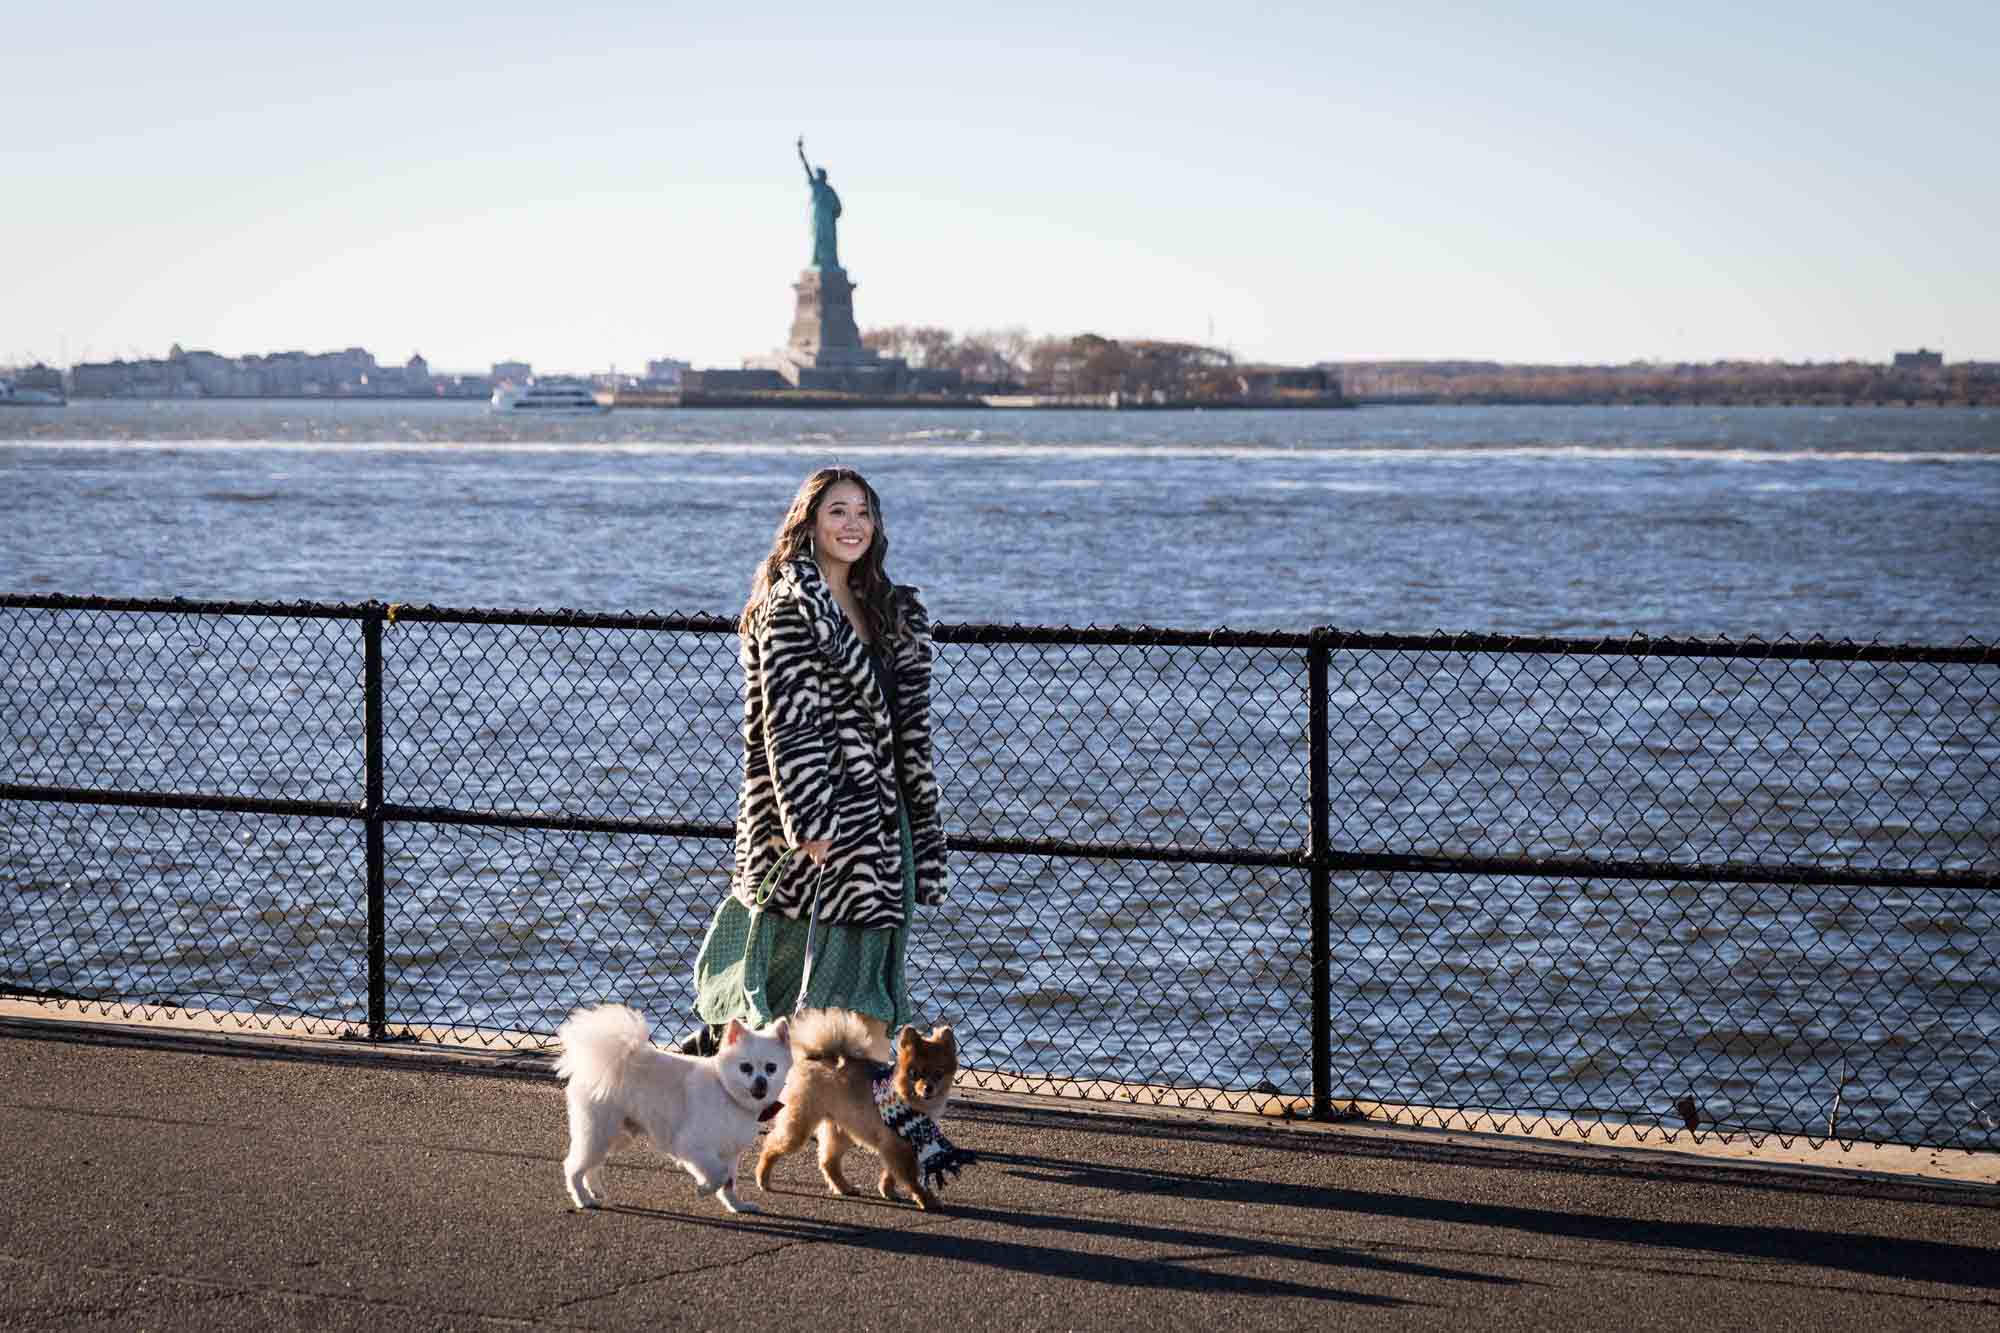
[555,1004,791,1215]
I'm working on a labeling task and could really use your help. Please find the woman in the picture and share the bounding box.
[684,467,948,1054]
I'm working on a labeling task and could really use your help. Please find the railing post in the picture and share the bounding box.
[1308,627,1332,1120]
[362,603,388,1041]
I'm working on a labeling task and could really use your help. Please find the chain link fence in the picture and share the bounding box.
[4,595,1996,1151]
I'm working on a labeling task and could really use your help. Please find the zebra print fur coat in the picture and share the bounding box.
[729,557,948,927]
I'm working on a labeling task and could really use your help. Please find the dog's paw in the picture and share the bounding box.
[717,1181,762,1215]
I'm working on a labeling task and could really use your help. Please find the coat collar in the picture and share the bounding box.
[776,557,889,716]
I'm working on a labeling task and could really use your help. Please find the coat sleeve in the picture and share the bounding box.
[758,593,841,847]
[894,587,950,904]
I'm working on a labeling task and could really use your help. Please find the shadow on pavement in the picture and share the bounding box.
[604,1190,1509,1307]
[981,1144,1999,1290]
[960,1101,1989,1204]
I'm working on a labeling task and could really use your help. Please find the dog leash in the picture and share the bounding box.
[795,851,830,1012]
[752,840,832,1016]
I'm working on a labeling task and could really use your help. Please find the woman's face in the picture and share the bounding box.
[812,480,875,569]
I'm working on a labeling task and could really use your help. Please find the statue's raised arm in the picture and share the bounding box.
[795,136,842,270]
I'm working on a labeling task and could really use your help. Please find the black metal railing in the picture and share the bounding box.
[3,594,1995,1151]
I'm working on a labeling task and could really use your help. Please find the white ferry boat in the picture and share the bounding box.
[489,379,608,413]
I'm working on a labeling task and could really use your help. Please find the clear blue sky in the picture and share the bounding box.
[5,1,1994,374]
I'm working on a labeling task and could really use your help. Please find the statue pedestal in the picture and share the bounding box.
[786,267,870,365]
[762,267,907,391]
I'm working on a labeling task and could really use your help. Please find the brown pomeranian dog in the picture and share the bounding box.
[755,1008,958,1210]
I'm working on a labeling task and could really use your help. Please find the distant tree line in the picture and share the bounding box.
[857,333,1999,405]
[1332,360,2000,405]
[860,326,1035,388]
[861,327,1263,399]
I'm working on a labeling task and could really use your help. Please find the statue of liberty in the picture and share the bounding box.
[796,136,842,271]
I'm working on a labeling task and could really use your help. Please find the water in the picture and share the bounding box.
[4,400,1998,1145]
[4,399,1998,637]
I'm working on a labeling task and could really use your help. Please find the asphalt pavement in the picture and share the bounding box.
[2,1017,1996,1330]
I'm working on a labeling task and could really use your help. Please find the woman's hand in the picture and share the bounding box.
[796,839,832,864]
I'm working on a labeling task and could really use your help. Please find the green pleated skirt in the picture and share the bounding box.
[692,806,914,1030]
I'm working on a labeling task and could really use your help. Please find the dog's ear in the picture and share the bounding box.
[896,1026,918,1051]
[930,1025,956,1051]
[720,1018,747,1049]
[770,1016,790,1045]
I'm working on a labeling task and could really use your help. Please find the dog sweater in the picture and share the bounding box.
[869,1065,977,1188]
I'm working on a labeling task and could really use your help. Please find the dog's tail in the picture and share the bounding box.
[789,1007,875,1068]
[555,1003,653,1102]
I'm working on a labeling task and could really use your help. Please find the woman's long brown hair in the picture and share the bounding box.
[740,467,899,642]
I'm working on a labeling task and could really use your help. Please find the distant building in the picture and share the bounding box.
[439,373,498,398]
[492,360,532,384]
[644,357,691,388]
[4,363,65,396]
[63,345,485,398]
[683,368,788,393]
[173,346,257,396]
[1893,348,1944,372]
[1235,366,1337,400]
[69,360,138,397]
